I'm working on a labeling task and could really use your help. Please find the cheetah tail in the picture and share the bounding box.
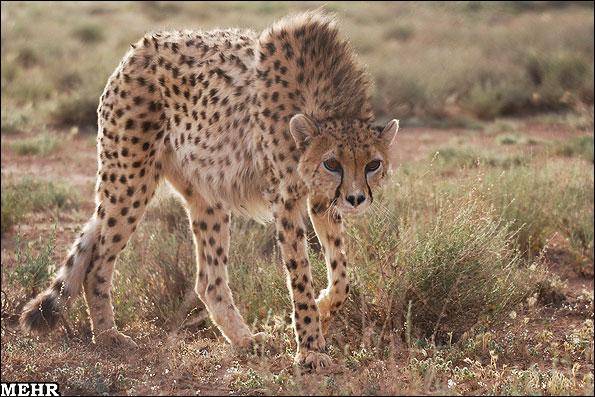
[20,217,100,335]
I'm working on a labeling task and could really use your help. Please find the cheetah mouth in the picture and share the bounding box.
[336,202,370,217]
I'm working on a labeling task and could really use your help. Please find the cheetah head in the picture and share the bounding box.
[290,114,399,216]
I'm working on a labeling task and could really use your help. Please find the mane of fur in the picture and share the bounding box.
[256,10,374,122]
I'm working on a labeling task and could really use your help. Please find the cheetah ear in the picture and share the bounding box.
[376,119,399,147]
[289,114,318,147]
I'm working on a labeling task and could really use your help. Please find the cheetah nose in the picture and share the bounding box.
[346,193,366,207]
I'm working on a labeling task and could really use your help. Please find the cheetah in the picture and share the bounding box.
[20,11,399,369]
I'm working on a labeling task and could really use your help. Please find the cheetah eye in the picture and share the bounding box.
[323,158,342,173]
[365,160,381,173]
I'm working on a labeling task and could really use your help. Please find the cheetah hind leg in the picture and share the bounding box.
[83,161,162,350]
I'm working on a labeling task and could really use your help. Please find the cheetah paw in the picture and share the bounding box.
[94,328,138,350]
[234,332,270,355]
[295,350,333,372]
[251,331,269,344]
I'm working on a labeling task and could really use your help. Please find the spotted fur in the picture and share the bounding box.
[20,11,399,368]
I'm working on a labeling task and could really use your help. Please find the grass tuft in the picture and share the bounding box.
[8,231,56,295]
[10,133,60,156]
[431,146,527,170]
[553,135,594,163]
[1,178,78,234]
[348,187,543,344]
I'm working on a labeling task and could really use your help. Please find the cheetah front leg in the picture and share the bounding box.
[273,197,331,369]
[308,196,349,336]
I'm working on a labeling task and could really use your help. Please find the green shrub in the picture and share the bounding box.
[553,135,594,163]
[8,231,56,294]
[384,25,415,42]
[347,186,542,344]
[340,153,591,342]
[525,51,594,108]
[16,47,39,68]
[477,159,594,259]
[1,108,29,134]
[496,133,527,145]
[114,194,194,326]
[51,94,98,131]
[1,188,26,235]
[72,25,104,44]
[10,132,60,156]
[1,178,78,234]
[462,78,531,120]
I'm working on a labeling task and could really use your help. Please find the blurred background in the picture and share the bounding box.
[1,1,593,133]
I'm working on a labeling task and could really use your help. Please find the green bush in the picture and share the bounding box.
[72,25,104,44]
[525,51,594,108]
[1,108,29,135]
[51,94,98,131]
[462,78,531,120]
[8,231,56,294]
[10,132,60,156]
[1,178,78,234]
[553,135,594,163]
[400,200,535,342]
[346,183,542,344]
[479,160,594,258]
[496,133,527,145]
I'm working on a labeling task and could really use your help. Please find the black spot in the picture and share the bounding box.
[286,259,297,270]
[65,256,74,268]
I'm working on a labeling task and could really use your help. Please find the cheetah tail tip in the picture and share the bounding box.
[20,291,61,335]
